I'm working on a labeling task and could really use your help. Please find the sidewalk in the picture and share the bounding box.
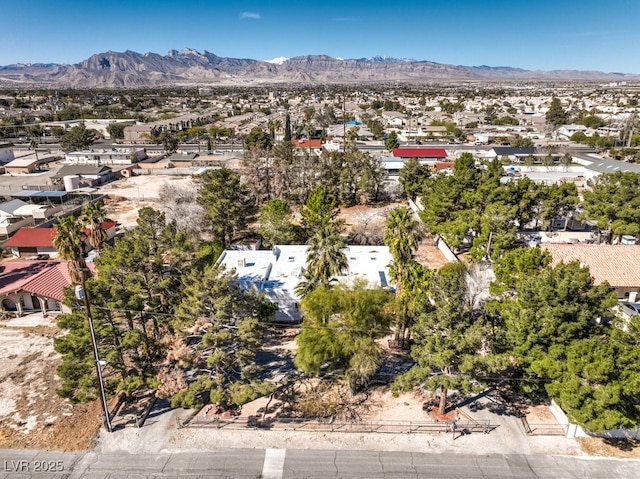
[96,399,584,457]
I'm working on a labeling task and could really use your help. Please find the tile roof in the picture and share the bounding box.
[541,244,640,288]
[292,139,322,148]
[0,260,73,301]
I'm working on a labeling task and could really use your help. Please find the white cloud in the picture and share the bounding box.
[240,11,261,19]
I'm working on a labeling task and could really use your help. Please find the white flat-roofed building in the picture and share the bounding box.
[217,245,394,323]
[64,148,148,165]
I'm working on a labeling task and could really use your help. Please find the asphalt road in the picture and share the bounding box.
[1,448,639,478]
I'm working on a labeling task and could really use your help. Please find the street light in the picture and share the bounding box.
[75,280,113,433]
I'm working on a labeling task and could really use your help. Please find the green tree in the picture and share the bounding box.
[367,119,385,140]
[171,265,274,410]
[60,124,95,152]
[259,199,299,247]
[488,260,617,399]
[53,215,88,283]
[534,334,640,432]
[581,171,640,242]
[106,123,126,140]
[299,185,341,233]
[384,207,421,347]
[54,298,112,403]
[157,130,178,154]
[296,223,348,297]
[398,158,430,200]
[385,131,399,150]
[393,262,489,415]
[80,201,109,253]
[197,168,257,246]
[295,284,394,393]
[284,113,292,142]
[545,97,569,127]
[244,126,272,151]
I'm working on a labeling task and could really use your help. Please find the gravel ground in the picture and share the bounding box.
[96,395,584,457]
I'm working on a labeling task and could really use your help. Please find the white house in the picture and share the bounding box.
[217,245,394,323]
[557,124,589,140]
[0,142,15,164]
[64,148,148,166]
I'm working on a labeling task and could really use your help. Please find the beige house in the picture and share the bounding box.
[541,243,640,300]
[4,157,38,174]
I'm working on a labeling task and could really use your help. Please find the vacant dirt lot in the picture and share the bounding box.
[0,319,100,450]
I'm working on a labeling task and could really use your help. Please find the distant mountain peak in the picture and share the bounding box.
[266,56,289,65]
[367,55,415,63]
[167,48,204,57]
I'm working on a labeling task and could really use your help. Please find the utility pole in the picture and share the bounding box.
[75,278,113,433]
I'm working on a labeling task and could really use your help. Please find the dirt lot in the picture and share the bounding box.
[0,321,100,451]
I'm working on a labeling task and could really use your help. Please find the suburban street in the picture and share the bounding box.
[1,448,639,478]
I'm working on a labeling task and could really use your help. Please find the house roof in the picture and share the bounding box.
[433,161,454,171]
[0,199,28,216]
[81,220,117,236]
[167,153,199,161]
[0,260,73,302]
[541,244,640,288]
[491,147,536,156]
[4,227,57,248]
[217,245,393,322]
[52,164,112,178]
[4,158,38,168]
[5,221,116,249]
[292,139,322,148]
[392,148,448,158]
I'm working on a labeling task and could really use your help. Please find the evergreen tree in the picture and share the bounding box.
[197,168,257,246]
[284,113,292,142]
[545,97,569,127]
[384,207,421,347]
[170,265,275,410]
[60,123,95,152]
[393,262,489,415]
[295,284,394,393]
[258,199,299,247]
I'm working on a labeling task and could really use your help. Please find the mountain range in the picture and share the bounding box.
[0,48,636,88]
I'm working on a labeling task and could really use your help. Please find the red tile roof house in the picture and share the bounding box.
[0,260,75,316]
[3,221,118,258]
[541,243,640,300]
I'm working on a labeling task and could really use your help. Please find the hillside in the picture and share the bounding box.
[0,49,637,88]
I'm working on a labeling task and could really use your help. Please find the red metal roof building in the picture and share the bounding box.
[4,221,117,258]
[391,148,448,159]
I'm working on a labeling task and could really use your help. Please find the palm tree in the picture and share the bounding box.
[29,137,39,164]
[384,207,421,347]
[80,201,108,253]
[297,224,348,297]
[53,215,88,283]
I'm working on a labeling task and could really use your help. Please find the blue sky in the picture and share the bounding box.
[2,0,640,73]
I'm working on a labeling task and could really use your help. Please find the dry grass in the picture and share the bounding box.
[577,437,640,458]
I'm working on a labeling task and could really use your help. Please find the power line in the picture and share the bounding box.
[87,305,640,344]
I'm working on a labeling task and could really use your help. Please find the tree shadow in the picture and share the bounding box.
[602,438,640,451]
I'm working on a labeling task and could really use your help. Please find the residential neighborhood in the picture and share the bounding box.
[1,81,640,474]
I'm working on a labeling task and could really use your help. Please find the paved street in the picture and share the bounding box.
[1,448,639,478]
